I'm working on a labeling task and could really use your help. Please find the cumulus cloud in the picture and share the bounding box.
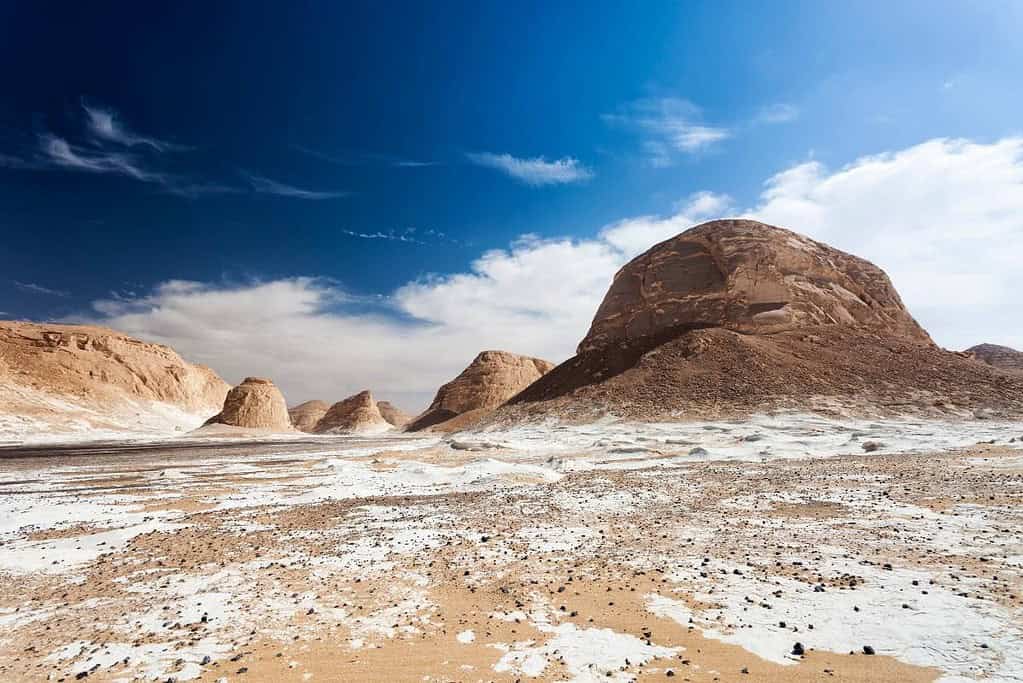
[466,152,593,185]
[604,97,730,164]
[83,137,1023,410]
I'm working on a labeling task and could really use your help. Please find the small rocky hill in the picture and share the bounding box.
[966,343,1023,375]
[314,390,391,434]
[204,377,292,432]
[407,350,554,431]
[289,400,330,432]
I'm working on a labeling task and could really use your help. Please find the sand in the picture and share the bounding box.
[1,416,1021,681]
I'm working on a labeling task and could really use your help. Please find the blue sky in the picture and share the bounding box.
[2,2,1022,408]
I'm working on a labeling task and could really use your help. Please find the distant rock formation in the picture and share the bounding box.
[966,344,1023,375]
[204,377,292,431]
[289,400,330,432]
[314,390,391,433]
[407,351,555,431]
[377,400,411,428]
[494,220,1023,423]
[0,320,229,441]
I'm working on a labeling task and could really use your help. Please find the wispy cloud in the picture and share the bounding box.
[82,101,186,151]
[39,134,166,182]
[465,152,593,186]
[604,97,730,164]
[14,280,69,297]
[245,173,348,200]
[341,228,424,243]
[294,145,439,168]
[754,103,800,125]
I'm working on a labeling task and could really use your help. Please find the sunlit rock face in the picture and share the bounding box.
[205,377,291,431]
[578,219,931,354]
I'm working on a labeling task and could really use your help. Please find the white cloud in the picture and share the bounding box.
[747,137,1023,351]
[83,137,1023,411]
[604,97,730,163]
[754,103,800,125]
[14,281,69,297]
[466,152,593,185]
[39,134,165,182]
[82,102,184,151]
[245,173,348,200]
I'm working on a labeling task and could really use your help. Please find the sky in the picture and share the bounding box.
[2,1,1022,411]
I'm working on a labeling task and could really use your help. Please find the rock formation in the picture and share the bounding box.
[377,400,411,428]
[0,320,229,441]
[407,351,555,431]
[204,377,292,431]
[494,220,1023,422]
[289,400,330,432]
[966,344,1023,375]
[313,390,391,434]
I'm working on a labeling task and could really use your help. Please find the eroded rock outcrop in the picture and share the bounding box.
[289,400,330,432]
[377,401,411,428]
[204,377,292,431]
[407,351,554,431]
[495,220,1023,422]
[0,320,229,440]
[579,219,930,353]
[314,390,391,434]
[967,344,1023,375]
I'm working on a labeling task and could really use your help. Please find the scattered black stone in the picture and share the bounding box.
[792,642,805,656]
[863,645,875,655]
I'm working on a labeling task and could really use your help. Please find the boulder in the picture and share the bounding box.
[314,390,391,434]
[407,350,554,431]
[205,377,291,431]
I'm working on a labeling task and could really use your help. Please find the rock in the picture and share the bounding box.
[792,642,805,656]
[288,400,330,432]
[0,320,229,440]
[313,390,391,434]
[204,377,291,431]
[862,441,884,453]
[406,350,554,431]
[579,219,930,353]
[966,343,1023,375]
[377,401,412,428]
[863,645,875,655]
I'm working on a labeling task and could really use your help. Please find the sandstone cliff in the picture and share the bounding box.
[966,344,1023,375]
[289,400,330,432]
[0,320,229,441]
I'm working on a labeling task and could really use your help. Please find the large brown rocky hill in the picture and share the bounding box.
[407,350,554,431]
[495,220,1023,423]
[0,320,229,440]
[967,344,1023,375]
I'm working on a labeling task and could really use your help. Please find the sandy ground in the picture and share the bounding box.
[1,414,1022,682]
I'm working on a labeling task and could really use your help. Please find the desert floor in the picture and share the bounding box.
[1,414,1022,682]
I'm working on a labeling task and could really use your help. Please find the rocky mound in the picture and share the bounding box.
[314,390,391,434]
[289,400,330,432]
[0,320,229,441]
[966,344,1023,375]
[377,400,411,428]
[495,220,1023,422]
[407,350,555,431]
[204,377,292,431]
